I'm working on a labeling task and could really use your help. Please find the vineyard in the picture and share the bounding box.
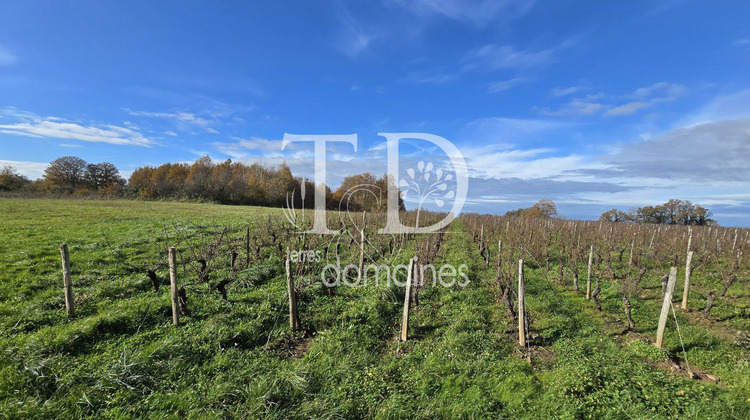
[1,198,749,418]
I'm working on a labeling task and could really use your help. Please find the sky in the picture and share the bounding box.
[1,1,749,226]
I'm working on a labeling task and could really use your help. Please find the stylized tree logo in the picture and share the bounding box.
[282,177,307,230]
[399,160,455,229]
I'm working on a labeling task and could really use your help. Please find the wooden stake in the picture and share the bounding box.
[628,234,635,269]
[496,240,502,270]
[518,259,526,347]
[400,257,415,342]
[681,251,694,310]
[286,256,300,331]
[656,267,677,348]
[60,244,75,318]
[358,211,366,283]
[168,247,179,326]
[245,225,251,268]
[586,244,594,300]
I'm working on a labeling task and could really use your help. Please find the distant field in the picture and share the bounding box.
[1,198,748,418]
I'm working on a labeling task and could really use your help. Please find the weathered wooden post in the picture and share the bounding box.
[168,247,179,326]
[656,267,677,348]
[628,234,635,269]
[358,212,366,283]
[586,244,594,300]
[518,259,526,347]
[245,225,251,268]
[400,257,415,342]
[496,240,502,269]
[286,256,300,331]
[60,244,75,318]
[681,251,694,310]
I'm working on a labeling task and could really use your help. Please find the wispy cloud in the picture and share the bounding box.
[540,82,686,117]
[125,105,243,134]
[0,45,16,66]
[213,136,285,158]
[488,77,529,93]
[404,41,570,86]
[462,44,561,71]
[388,0,535,27]
[335,7,378,57]
[551,86,582,97]
[604,101,650,116]
[630,81,686,100]
[127,110,212,126]
[0,108,154,146]
[459,116,573,145]
[537,97,604,117]
[402,72,457,85]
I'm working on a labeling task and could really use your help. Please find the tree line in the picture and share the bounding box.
[504,199,558,219]
[0,155,403,212]
[1,156,126,195]
[599,199,715,225]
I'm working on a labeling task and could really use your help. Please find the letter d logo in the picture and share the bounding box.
[378,133,468,234]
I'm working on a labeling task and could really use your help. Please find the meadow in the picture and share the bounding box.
[0,198,748,419]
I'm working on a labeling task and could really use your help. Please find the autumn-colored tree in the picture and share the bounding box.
[505,199,558,219]
[44,156,88,192]
[332,173,404,212]
[0,165,30,191]
[185,155,214,199]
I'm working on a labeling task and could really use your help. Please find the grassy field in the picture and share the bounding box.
[1,198,749,419]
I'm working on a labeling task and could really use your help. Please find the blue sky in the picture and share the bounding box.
[1,1,749,226]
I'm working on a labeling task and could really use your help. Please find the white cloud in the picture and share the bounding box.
[460,117,572,143]
[0,108,154,146]
[336,8,378,57]
[537,99,603,116]
[126,110,212,126]
[0,159,48,180]
[0,45,16,66]
[462,44,560,71]
[676,89,750,128]
[540,82,686,117]
[551,86,581,97]
[214,136,284,157]
[488,77,529,93]
[605,101,650,116]
[388,0,535,27]
[630,82,685,101]
[403,72,457,84]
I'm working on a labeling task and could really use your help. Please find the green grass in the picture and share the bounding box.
[1,198,749,418]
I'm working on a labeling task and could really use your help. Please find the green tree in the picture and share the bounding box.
[599,209,630,222]
[44,156,87,192]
